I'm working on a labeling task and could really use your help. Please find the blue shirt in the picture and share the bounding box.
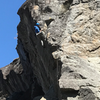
[34,26,40,33]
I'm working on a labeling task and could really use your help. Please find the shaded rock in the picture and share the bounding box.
[79,87,95,100]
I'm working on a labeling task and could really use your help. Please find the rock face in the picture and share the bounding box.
[0,0,100,100]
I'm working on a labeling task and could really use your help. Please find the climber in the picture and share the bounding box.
[34,22,46,47]
[34,22,41,35]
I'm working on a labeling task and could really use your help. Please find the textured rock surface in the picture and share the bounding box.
[54,0,100,100]
[0,0,100,100]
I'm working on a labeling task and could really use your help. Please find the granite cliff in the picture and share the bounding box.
[0,0,100,100]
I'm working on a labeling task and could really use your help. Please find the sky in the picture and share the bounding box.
[0,0,26,68]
